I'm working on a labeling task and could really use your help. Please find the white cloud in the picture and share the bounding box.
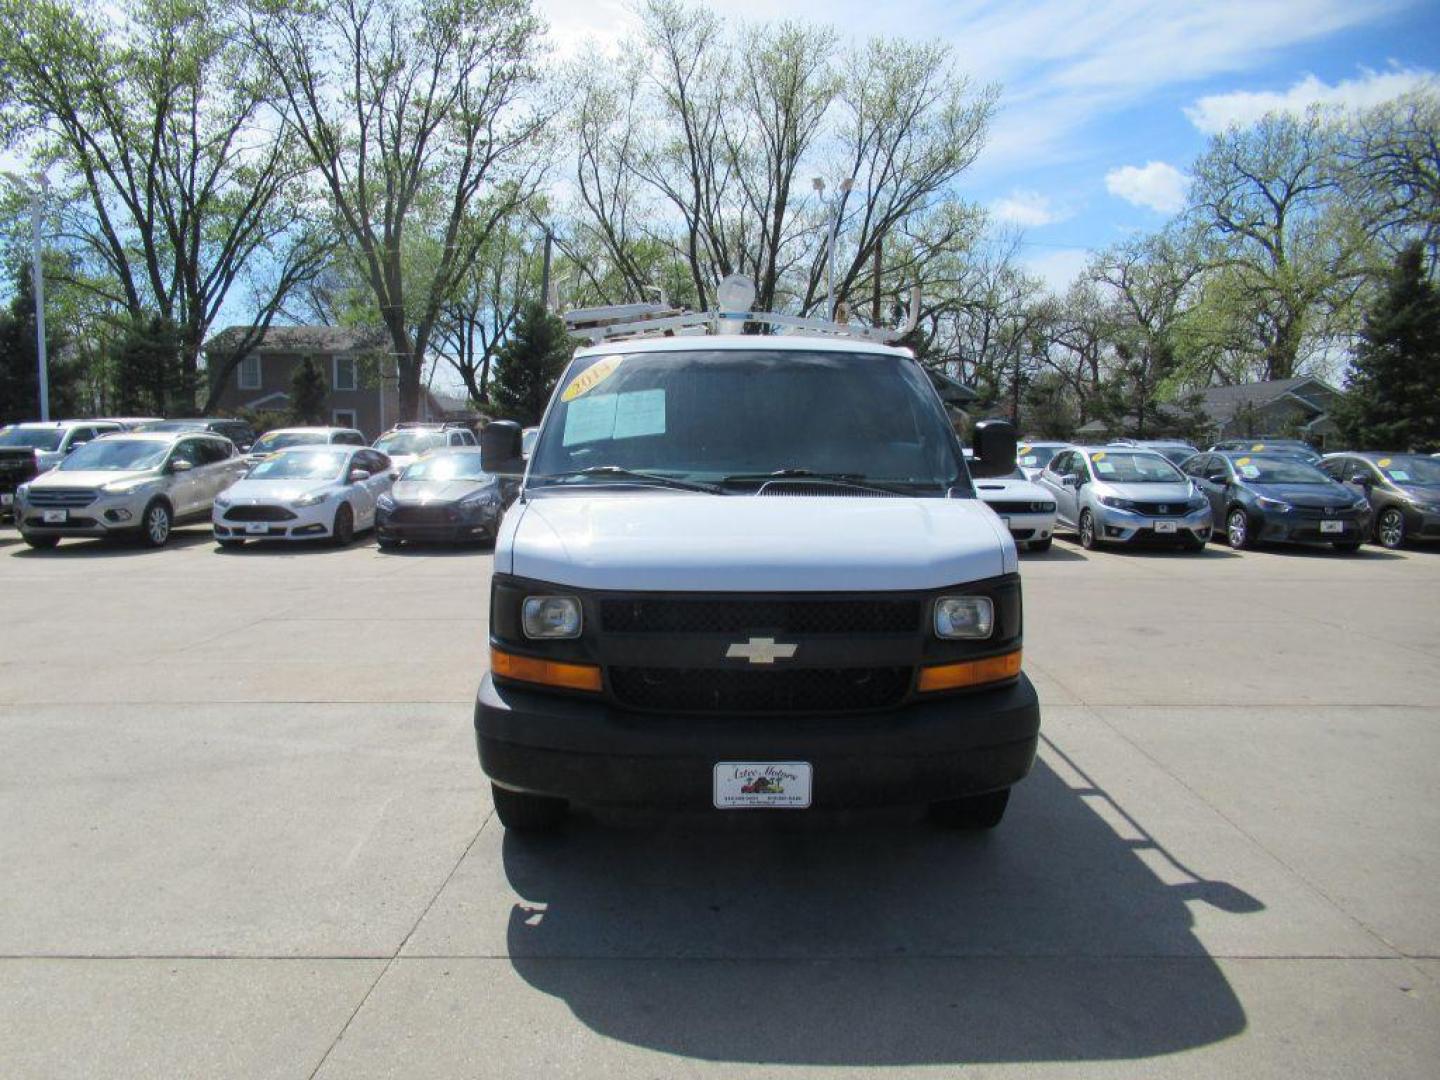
[1185,66,1439,133]
[989,190,1065,228]
[1105,161,1189,215]
[1022,248,1091,296]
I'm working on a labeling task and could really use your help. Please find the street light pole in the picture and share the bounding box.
[4,172,49,420]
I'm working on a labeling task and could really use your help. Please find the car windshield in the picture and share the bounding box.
[248,450,348,480]
[1087,450,1184,483]
[1152,446,1197,465]
[251,431,326,455]
[1375,455,1440,486]
[1017,445,1060,470]
[136,420,205,432]
[376,431,445,457]
[528,349,964,492]
[58,438,169,472]
[1231,456,1330,484]
[402,454,489,481]
[0,426,64,450]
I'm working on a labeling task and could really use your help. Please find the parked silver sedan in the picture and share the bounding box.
[1037,446,1212,551]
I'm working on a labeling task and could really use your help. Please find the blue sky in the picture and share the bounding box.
[539,0,1440,293]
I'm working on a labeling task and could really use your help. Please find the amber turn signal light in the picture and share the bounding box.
[917,649,1022,693]
[491,646,603,692]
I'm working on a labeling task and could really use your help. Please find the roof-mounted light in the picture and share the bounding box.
[716,274,756,315]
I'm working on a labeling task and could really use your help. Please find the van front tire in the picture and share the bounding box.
[492,784,568,832]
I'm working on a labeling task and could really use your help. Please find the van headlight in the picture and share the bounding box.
[522,595,583,639]
[934,596,994,640]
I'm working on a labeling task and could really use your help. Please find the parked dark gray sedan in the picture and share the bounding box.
[1319,453,1440,549]
[1181,452,1371,551]
[374,448,516,548]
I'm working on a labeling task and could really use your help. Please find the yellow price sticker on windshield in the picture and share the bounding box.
[1378,457,1392,467]
[1092,451,1106,461]
[561,355,623,402]
[1236,456,1251,466]
[1251,443,1265,451]
[1019,444,1031,454]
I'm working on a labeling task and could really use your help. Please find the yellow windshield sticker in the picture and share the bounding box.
[561,355,624,402]
[1378,457,1392,467]
[1236,456,1251,466]
[1019,444,1031,454]
[1251,443,1265,451]
[1092,451,1106,461]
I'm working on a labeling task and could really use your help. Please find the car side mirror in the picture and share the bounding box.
[169,459,194,473]
[968,419,1018,479]
[1207,473,1227,485]
[481,420,526,477]
[348,468,371,483]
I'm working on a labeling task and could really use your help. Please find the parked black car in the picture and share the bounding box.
[135,418,256,452]
[1182,451,1371,551]
[1208,438,1321,464]
[374,447,517,548]
[1319,453,1440,549]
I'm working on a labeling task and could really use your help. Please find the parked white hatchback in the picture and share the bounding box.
[212,445,395,546]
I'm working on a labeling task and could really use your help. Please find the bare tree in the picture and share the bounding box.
[247,0,549,420]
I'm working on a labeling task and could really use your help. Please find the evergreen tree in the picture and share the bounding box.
[111,316,183,416]
[0,267,79,422]
[1335,243,1440,450]
[290,356,328,424]
[488,304,575,424]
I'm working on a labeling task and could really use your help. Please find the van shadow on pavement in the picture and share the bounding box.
[501,744,1261,1066]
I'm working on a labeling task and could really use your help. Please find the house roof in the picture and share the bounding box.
[205,325,388,355]
[1197,377,1339,423]
[426,389,474,415]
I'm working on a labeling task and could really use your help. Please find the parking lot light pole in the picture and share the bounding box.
[812,176,855,322]
[3,172,50,421]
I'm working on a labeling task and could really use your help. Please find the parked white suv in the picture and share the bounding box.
[15,432,247,549]
[472,279,1040,833]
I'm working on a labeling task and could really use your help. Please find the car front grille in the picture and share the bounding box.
[1132,501,1190,516]
[608,665,912,714]
[986,500,1055,514]
[26,488,97,508]
[224,505,297,522]
[599,597,922,635]
[1290,505,1360,520]
[390,505,457,525]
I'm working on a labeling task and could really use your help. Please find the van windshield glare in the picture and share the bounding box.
[528,350,967,493]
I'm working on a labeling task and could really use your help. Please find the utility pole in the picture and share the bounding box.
[812,176,855,321]
[540,228,554,312]
[4,172,50,420]
[872,238,883,327]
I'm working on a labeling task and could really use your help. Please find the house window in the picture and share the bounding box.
[334,355,358,391]
[237,353,262,390]
[333,409,358,430]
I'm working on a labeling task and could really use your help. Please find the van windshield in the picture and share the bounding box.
[528,350,966,493]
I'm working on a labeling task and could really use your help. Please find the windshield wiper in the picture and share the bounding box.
[536,466,723,494]
[720,469,914,495]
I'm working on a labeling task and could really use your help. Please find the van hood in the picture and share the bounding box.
[502,491,1017,591]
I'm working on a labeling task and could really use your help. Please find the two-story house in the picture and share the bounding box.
[204,326,475,438]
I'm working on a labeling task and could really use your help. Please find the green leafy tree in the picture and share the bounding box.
[110,316,184,416]
[488,304,576,424]
[1334,243,1440,450]
[0,266,81,421]
[290,357,328,425]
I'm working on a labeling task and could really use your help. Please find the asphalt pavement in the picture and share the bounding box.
[0,523,1437,1079]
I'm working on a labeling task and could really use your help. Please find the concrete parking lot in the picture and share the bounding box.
[1,523,1437,1079]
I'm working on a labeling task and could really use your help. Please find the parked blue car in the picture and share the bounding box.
[1180,451,1371,551]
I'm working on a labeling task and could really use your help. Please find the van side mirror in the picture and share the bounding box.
[481,420,526,477]
[968,419,1018,479]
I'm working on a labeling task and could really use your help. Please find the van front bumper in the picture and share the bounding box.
[474,672,1040,809]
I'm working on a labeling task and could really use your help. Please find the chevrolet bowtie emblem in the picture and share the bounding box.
[725,637,798,664]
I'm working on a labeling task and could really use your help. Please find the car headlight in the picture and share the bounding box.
[1352,498,1372,512]
[458,491,496,511]
[376,493,395,512]
[292,490,331,508]
[15,483,29,501]
[1256,496,1292,512]
[522,595,583,639]
[214,492,232,509]
[99,478,158,496]
[1188,497,1208,512]
[934,596,994,640]
[1097,496,1137,511]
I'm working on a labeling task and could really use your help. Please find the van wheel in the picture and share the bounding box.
[331,503,355,546]
[1078,510,1098,549]
[928,788,1010,829]
[140,500,173,548]
[492,784,568,832]
[23,534,59,550]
